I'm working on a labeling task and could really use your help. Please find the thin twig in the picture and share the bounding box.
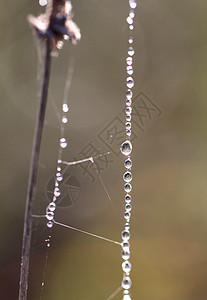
[18,39,52,300]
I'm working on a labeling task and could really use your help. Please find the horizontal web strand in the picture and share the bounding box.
[60,151,111,166]
[54,220,121,246]
[32,215,121,246]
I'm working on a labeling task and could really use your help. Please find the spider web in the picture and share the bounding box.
[30,45,124,300]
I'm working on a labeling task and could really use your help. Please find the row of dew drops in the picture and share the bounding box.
[45,103,69,229]
[120,0,137,300]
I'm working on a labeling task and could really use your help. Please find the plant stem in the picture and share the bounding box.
[18,39,52,300]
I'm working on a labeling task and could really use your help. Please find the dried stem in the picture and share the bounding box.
[19,2,80,298]
[18,39,52,300]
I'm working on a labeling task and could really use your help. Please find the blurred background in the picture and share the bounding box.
[1,0,207,299]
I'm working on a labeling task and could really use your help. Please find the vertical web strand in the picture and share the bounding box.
[45,57,75,229]
[39,57,75,294]
[120,1,137,300]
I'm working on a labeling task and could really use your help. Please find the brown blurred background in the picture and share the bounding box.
[1,0,207,299]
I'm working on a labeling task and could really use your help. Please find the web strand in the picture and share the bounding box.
[60,151,110,166]
[32,215,121,245]
[120,1,137,299]
[106,286,122,300]
[53,220,121,246]
[91,157,118,216]
[38,54,76,294]
[61,151,118,215]
[39,235,51,300]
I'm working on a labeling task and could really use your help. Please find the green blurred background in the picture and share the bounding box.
[1,0,207,299]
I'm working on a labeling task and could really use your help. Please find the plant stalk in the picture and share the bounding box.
[18,39,52,300]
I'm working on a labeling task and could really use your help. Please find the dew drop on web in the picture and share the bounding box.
[123,171,132,183]
[39,0,47,6]
[60,137,67,148]
[62,116,68,124]
[122,261,132,274]
[126,77,134,89]
[121,140,132,156]
[62,104,69,112]
[129,0,137,9]
[122,276,132,289]
[128,47,135,56]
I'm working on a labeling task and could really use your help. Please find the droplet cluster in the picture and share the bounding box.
[45,103,70,229]
[120,1,137,299]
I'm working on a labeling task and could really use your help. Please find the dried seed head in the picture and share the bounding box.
[28,0,81,53]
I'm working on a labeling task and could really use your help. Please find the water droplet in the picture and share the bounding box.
[125,122,131,130]
[62,104,69,112]
[60,138,67,148]
[129,10,135,18]
[123,171,132,183]
[129,37,133,44]
[122,250,130,260]
[125,106,132,115]
[126,16,133,25]
[122,230,130,241]
[39,0,47,6]
[123,292,131,300]
[128,47,135,56]
[57,174,63,182]
[126,98,132,106]
[53,196,57,201]
[126,129,132,137]
[124,211,131,222]
[122,276,132,289]
[57,41,64,50]
[57,167,61,171]
[47,243,50,247]
[122,241,130,251]
[125,204,132,212]
[124,183,132,193]
[58,159,62,164]
[121,140,132,156]
[47,221,54,228]
[129,25,134,30]
[125,222,130,230]
[123,290,130,296]
[125,194,131,203]
[122,261,132,274]
[125,158,132,169]
[129,0,137,9]
[120,140,132,156]
[48,202,56,212]
[126,115,132,122]
[46,211,54,221]
[62,116,68,124]
[126,89,133,99]
[126,65,133,75]
[126,77,134,89]
[54,188,61,197]
[64,35,69,40]
[126,57,133,65]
